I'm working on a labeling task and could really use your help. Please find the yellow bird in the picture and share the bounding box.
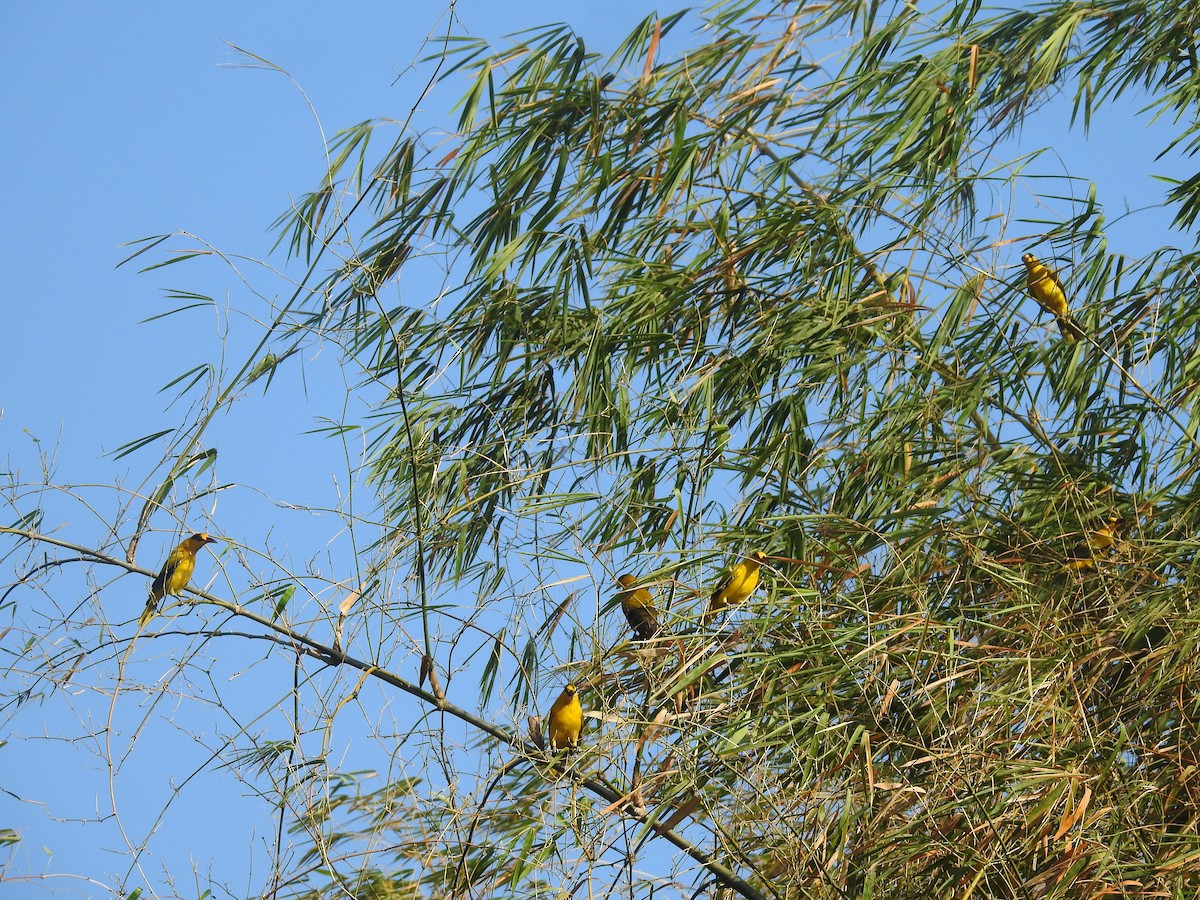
[1063,514,1119,573]
[140,532,218,626]
[1022,253,1085,343]
[704,550,767,622]
[547,683,583,750]
[617,573,659,641]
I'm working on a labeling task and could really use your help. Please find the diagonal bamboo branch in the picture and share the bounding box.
[1,527,771,900]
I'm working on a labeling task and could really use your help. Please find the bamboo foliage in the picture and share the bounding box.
[8,1,1200,898]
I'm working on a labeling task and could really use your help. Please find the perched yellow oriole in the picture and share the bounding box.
[617,573,659,641]
[1022,253,1085,343]
[1063,514,1119,573]
[140,532,218,626]
[548,683,583,750]
[704,550,767,622]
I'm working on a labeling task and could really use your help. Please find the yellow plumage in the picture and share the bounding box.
[548,683,583,750]
[617,573,659,641]
[1063,515,1119,573]
[1022,253,1085,343]
[140,532,217,626]
[704,550,767,622]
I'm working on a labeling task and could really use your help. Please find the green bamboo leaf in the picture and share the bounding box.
[180,448,218,479]
[157,364,213,398]
[271,583,296,620]
[136,251,210,273]
[7,509,42,535]
[109,430,175,459]
[115,233,172,269]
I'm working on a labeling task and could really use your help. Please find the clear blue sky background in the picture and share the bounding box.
[1,2,1194,898]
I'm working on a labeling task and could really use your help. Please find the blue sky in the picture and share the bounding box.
[0,1,654,461]
[2,1,1196,898]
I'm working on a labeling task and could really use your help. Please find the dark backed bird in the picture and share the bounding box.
[1063,514,1119,573]
[548,683,583,750]
[140,532,218,626]
[1022,253,1085,343]
[617,573,659,641]
[704,550,767,622]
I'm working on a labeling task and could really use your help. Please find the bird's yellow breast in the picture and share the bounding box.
[548,686,583,749]
[715,559,761,606]
[621,585,654,613]
[165,552,197,596]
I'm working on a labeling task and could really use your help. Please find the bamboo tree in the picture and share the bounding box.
[8,1,1200,898]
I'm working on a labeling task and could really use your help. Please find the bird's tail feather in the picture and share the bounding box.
[1056,315,1085,343]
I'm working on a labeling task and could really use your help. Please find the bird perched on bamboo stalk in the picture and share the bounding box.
[1063,514,1120,573]
[1022,253,1085,343]
[617,573,659,642]
[548,683,583,750]
[704,550,767,622]
[140,532,218,626]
